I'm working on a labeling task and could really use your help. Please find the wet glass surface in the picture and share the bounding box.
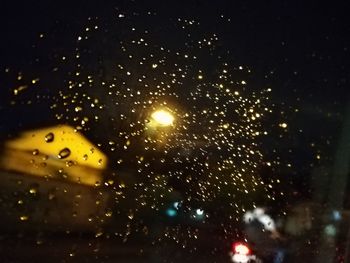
[0,1,349,262]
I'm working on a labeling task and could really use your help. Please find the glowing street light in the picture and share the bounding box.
[151,110,174,127]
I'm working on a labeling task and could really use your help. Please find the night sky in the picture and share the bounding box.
[1,1,349,130]
[1,1,349,118]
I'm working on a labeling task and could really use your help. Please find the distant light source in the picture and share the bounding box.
[332,210,341,221]
[193,208,205,221]
[151,110,174,127]
[196,208,204,216]
[279,122,288,129]
[166,208,177,217]
[173,202,180,209]
[324,224,337,237]
[233,242,250,255]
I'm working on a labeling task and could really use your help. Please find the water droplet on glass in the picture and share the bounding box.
[128,210,134,220]
[20,215,29,221]
[65,160,75,167]
[95,231,103,238]
[105,209,113,217]
[48,193,55,200]
[29,183,39,195]
[60,173,68,180]
[58,148,71,159]
[142,226,149,235]
[45,132,54,143]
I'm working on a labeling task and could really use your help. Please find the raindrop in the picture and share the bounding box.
[61,173,68,180]
[105,209,113,217]
[83,154,88,161]
[48,192,55,200]
[142,226,149,235]
[29,188,37,194]
[32,149,39,155]
[128,210,134,220]
[58,148,71,159]
[20,215,29,221]
[45,132,54,143]
[95,231,103,238]
[29,183,39,194]
[65,160,75,167]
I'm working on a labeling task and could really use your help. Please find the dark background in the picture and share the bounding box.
[0,1,350,262]
[1,0,349,196]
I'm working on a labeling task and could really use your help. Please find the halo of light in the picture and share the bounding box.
[151,110,174,126]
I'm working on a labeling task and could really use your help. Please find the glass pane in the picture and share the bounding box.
[0,1,349,262]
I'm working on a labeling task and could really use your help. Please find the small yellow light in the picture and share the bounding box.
[20,215,29,221]
[32,78,39,84]
[151,110,174,126]
[280,123,288,128]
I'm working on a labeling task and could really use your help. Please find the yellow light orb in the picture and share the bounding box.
[279,122,288,128]
[151,110,174,126]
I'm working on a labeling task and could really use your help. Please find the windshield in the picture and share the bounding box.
[0,1,349,262]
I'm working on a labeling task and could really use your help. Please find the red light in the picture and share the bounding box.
[232,242,250,255]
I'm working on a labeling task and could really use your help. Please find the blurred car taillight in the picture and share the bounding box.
[232,242,250,255]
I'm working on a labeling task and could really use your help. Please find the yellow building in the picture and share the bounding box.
[1,124,108,186]
[0,125,111,230]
